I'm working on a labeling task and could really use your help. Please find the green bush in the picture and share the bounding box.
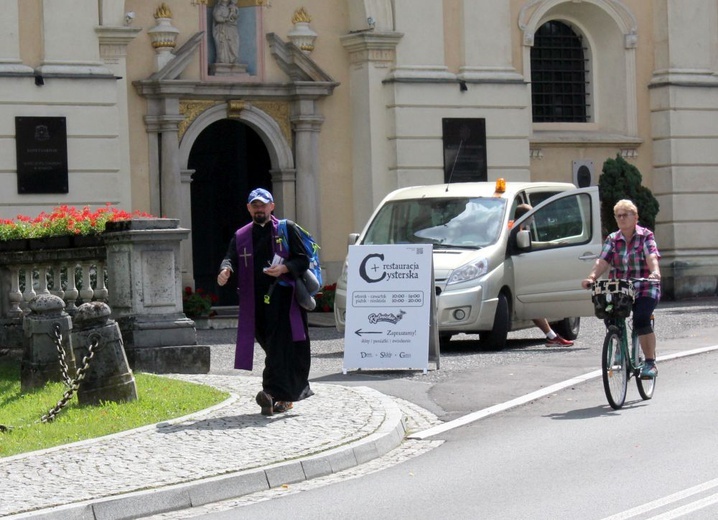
[598,155,660,235]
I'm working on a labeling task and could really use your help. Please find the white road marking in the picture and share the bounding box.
[600,478,718,519]
[409,345,718,440]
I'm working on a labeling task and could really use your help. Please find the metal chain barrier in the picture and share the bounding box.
[52,322,74,387]
[41,332,99,423]
[0,325,100,433]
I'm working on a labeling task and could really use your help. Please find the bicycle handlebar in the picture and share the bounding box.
[584,277,660,291]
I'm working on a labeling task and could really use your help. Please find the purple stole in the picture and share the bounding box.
[233,217,307,370]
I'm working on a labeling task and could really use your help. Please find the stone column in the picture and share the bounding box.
[36,0,113,77]
[650,0,718,298]
[388,0,453,81]
[103,218,209,374]
[0,1,33,75]
[145,98,185,220]
[341,32,402,229]
[459,0,523,82]
[291,100,324,242]
[160,105,185,220]
[97,25,142,214]
[180,169,195,290]
[271,168,298,222]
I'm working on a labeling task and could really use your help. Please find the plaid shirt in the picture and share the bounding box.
[599,224,661,300]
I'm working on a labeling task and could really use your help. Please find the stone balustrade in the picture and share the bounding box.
[0,242,107,320]
[0,219,209,373]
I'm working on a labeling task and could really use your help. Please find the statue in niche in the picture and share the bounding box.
[210,0,250,76]
[213,0,240,64]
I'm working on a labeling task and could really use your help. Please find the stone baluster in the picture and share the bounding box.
[94,262,108,302]
[64,264,80,314]
[50,264,65,300]
[22,267,36,304]
[8,265,24,317]
[36,266,50,296]
[80,261,94,303]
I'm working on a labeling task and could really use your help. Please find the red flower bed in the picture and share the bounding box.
[0,204,155,241]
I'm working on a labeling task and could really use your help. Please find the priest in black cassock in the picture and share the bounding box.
[217,188,313,416]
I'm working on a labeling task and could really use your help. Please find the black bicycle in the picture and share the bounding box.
[591,278,658,410]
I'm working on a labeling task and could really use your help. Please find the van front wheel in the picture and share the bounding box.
[480,293,509,351]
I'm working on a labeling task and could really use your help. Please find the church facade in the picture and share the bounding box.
[1,0,717,301]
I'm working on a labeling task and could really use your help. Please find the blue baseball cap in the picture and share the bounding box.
[248,188,273,204]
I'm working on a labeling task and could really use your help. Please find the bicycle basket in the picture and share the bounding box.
[592,279,635,319]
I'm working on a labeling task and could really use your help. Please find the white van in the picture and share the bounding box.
[334,180,603,349]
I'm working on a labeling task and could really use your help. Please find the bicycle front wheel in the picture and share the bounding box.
[636,372,656,400]
[602,326,628,409]
[632,329,656,400]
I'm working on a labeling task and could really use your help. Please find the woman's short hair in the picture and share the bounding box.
[613,199,638,215]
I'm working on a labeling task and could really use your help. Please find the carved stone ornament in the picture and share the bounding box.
[288,7,318,55]
[254,101,292,144]
[179,100,219,140]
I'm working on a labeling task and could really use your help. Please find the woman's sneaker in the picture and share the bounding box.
[640,361,657,379]
[546,335,574,347]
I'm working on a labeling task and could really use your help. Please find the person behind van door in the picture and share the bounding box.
[217,188,314,415]
[581,199,661,379]
[514,203,574,347]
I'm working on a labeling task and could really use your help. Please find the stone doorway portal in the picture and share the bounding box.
[188,119,271,306]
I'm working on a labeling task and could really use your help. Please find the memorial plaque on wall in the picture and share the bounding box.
[15,116,69,194]
[442,118,487,183]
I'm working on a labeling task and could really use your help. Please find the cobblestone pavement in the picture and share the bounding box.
[1,373,439,520]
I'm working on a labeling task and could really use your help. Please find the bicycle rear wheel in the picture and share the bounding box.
[633,332,656,400]
[602,326,628,409]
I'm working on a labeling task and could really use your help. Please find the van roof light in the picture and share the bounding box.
[494,178,506,194]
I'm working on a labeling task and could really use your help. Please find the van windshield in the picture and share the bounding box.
[362,197,506,248]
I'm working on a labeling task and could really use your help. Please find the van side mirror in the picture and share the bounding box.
[348,233,360,246]
[516,229,531,250]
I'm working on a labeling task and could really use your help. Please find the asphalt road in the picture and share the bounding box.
[185,298,718,520]
[199,297,718,422]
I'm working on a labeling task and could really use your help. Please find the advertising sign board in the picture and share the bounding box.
[343,244,437,373]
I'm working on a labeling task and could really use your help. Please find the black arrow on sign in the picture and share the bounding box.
[354,329,382,336]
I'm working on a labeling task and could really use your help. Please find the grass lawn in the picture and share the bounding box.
[0,354,228,458]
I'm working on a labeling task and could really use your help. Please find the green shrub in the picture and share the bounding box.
[598,155,660,235]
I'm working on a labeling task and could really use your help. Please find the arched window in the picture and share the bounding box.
[531,21,589,123]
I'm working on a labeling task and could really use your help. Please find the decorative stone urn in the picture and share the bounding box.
[288,7,318,55]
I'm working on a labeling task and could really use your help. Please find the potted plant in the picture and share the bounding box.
[182,287,218,319]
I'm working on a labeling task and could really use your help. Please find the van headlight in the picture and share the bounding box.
[338,258,349,286]
[446,257,489,286]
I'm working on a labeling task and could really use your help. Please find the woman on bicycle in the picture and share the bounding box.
[581,199,662,379]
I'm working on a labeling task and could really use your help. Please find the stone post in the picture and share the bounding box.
[21,294,76,392]
[103,218,210,373]
[72,301,138,406]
